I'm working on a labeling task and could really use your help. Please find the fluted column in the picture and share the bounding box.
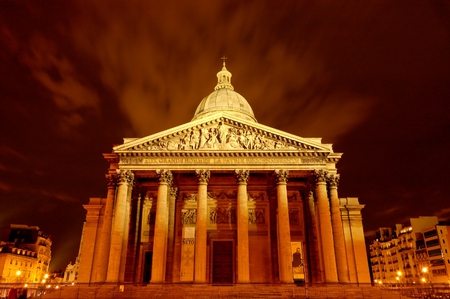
[327,174,350,283]
[313,169,338,283]
[166,187,178,282]
[194,169,210,283]
[106,169,134,283]
[305,185,324,283]
[235,170,250,283]
[94,174,117,282]
[275,170,293,283]
[151,170,172,283]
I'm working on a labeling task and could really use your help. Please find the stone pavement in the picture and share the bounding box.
[40,283,405,299]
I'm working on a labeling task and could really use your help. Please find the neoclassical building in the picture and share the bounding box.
[77,63,371,285]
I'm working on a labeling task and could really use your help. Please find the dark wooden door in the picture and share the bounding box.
[143,251,152,283]
[212,241,233,284]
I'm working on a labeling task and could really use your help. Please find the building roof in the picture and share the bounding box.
[192,62,257,122]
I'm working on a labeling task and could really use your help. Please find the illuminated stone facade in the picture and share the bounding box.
[77,63,370,285]
[370,217,450,285]
[0,224,52,284]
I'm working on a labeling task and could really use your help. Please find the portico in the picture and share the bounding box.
[77,62,371,285]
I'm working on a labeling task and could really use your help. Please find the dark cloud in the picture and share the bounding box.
[0,0,449,271]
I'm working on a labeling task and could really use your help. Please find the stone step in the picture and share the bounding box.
[39,284,402,299]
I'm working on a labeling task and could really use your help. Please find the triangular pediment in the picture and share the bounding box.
[114,113,334,155]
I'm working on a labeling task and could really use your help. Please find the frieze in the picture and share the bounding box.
[119,156,326,165]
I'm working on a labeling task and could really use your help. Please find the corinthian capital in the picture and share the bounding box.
[105,174,117,189]
[235,169,249,184]
[195,169,210,184]
[156,169,173,184]
[170,187,178,197]
[274,170,289,184]
[313,169,327,183]
[116,169,134,185]
[326,174,340,188]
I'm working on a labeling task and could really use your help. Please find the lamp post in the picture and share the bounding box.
[396,270,403,297]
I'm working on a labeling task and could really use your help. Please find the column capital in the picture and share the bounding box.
[170,186,178,197]
[105,174,117,189]
[274,169,289,184]
[313,169,328,183]
[235,169,249,184]
[116,169,134,185]
[327,174,340,188]
[156,169,172,184]
[195,169,210,184]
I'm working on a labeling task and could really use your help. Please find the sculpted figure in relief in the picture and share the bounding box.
[151,122,301,151]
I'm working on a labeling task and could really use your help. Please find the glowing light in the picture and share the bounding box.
[422,267,428,273]
[16,270,21,276]
[44,274,49,279]
[397,271,402,276]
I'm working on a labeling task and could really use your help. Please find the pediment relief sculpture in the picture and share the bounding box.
[136,120,311,152]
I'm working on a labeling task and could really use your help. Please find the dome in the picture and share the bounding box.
[192,62,257,122]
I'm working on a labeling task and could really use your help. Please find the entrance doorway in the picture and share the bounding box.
[211,240,234,284]
[143,251,152,283]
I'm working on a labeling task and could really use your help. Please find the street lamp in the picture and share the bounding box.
[16,270,22,283]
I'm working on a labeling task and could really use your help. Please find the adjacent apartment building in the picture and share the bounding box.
[369,216,450,285]
[0,224,52,284]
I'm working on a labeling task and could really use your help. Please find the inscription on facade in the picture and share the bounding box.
[120,156,326,165]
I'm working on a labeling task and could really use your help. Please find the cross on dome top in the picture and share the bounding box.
[215,56,234,91]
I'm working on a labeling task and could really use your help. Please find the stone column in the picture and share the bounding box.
[194,169,210,283]
[93,174,117,282]
[327,174,350,283]
[151,170,172,283]
[235,170,250,283]
[305,186,324,283]
[106,169,134,283]
[275,170,293,283]
[166,187,178,282]
[313,169,338,283]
